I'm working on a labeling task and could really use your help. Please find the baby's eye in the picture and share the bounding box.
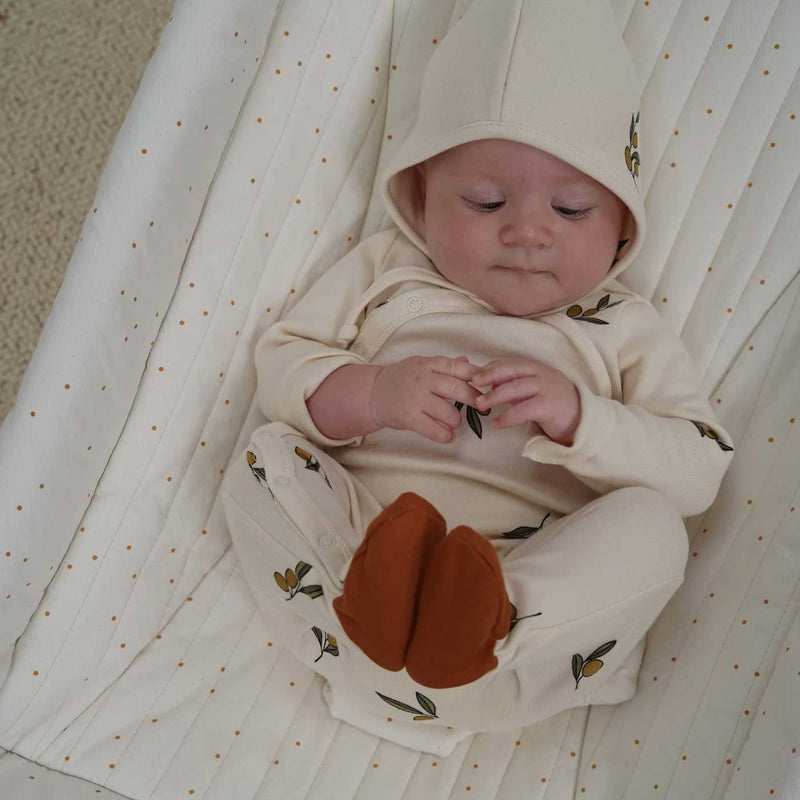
[554,206,591,219]
[463,197,505,212]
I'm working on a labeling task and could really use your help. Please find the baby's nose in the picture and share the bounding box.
[499,218,553,249]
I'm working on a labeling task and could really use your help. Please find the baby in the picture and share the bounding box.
[221,0,733,755]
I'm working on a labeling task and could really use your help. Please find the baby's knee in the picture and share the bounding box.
[611,486,688,580]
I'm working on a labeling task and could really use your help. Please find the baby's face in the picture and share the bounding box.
[417,139,628,316]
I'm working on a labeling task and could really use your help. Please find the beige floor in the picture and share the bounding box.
[0,0,175,424]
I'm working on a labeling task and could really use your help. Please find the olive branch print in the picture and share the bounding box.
[566,294,623,325]
[501,512,551,540]
[376,691,439,722]
[572,640,617,689]
[454,402,491,438]
[312,627,339,662]
[509,601,542,633]
[625,111,640,181]
[294,445,333,489]
[691,421,734,452]
[274,561,324,600]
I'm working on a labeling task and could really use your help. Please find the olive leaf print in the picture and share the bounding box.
[247,449,276,498]
[502,512,551,540]
[247,450,267,484]
[312,627,340,662]
[625,111,640,181]
[274,561,324,600]
[572,640,616,689]
[691,421,734,452]
[454,401,491,438]
[294,445,333,489]
[566,294,623,325]
[508,601,542,633]
[376,691,439,722]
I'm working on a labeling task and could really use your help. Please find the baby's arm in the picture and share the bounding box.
[255,233,393,445]
[517,301,734,517]
[307,356,482,444]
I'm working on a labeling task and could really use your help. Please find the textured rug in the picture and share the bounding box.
[0,0,174,424]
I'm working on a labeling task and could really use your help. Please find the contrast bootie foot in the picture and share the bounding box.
[405,525,512,689]
[332,493,446,671]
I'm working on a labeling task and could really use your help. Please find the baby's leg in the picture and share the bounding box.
[220,422,374,641]
[221,422,445,673]
[486,486,688,716]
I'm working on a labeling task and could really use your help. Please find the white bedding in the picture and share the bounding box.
[1,0,798,797]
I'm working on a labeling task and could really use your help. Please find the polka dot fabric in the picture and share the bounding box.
[1,0,798,798]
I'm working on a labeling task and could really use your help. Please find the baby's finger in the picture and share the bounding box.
[413,412,456,444]
[492,398,544,429]
[431,356,480,382]
[432,373,482,407]
[475,376,539,410]
[472,358,542,388]
[425,394,464,431]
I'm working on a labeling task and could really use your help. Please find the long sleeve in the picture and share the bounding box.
[523,300,734,517]
[254,231,401,446]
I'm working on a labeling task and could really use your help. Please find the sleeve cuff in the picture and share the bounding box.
[274,353,369,449]
[522,383,617,464]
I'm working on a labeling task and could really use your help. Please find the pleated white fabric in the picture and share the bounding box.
[1,0,798,797]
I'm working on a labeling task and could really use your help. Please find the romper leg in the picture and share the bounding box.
[220,422,378,639]
[456,487,689,729]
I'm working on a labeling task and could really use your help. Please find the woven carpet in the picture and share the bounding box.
[0,0,174,424]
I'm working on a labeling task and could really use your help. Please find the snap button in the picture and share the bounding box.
[406,296,423,312]
[274,476,292,486]
[318,535,334,548]
[352,343,367,357]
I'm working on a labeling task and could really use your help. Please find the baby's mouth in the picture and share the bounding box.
[494,264,547,275]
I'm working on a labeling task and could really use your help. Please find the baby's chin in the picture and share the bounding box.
[482,289,565,318]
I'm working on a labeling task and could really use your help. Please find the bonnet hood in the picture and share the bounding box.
[380,0,644,287]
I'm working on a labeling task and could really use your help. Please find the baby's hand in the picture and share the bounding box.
[472,358,581,446]
[371,356,482,443]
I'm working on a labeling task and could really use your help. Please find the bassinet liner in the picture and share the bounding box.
[1,0,798,798]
